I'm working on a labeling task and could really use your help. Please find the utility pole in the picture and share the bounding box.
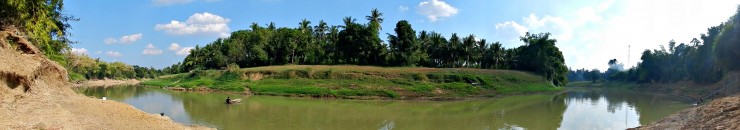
[628,44,631,67]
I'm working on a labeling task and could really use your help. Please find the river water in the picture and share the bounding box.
[74,86,691,130]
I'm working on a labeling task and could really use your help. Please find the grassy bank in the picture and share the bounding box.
[142,65,561,99]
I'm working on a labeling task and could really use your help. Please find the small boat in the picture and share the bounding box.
[228,99,241,104]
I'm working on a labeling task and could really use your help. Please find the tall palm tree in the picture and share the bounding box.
[314,20,328,40]
[299,18,312,34]
[342,17,355,28]
[365,8,384,31]
[463,34,476,67]
[490,42,503,69]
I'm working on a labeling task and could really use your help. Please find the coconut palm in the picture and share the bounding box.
[365,8,383,31]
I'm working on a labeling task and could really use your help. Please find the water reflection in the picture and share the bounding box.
[74,86,690,130]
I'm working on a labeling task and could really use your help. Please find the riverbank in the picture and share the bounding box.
[568,71,740,104]
[631,94,740,129]
[142,65,562,100]
[0,28,211,129]
[71,79,141,88]
[568,76,740,129]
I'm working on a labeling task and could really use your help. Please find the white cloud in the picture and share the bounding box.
[523,14,573,42]
[106,51,122,57]
[169,43,181,51]
[399,6,409,12]
[155,12,231,38]
[416,0,458,22]
[152,0,194,6]
[119,33,143,43]
[492,14,573,47]
[175,47,194,56]
[104,33,143,44]
[70,48,88,55]
[493,21,529,47]
[104,38,117,44]
[95,51,102,54]
[143,43,163,55]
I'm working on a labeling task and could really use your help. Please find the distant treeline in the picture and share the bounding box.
[162,9,569,86]
[65,53,163,81]
[570,5,740,84]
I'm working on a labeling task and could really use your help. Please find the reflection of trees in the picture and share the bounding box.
[173,93,568,130]
[564,88,691,125]
[73,85,145,100]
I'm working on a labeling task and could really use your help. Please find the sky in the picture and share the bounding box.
[64,0,740,70]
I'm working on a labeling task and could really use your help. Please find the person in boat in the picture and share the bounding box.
[226,97,231,104]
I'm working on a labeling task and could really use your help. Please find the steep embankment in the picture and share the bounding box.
[0,27,210,129]
[143,65,561,100]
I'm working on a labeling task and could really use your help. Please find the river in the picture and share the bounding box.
[74,86,691,130]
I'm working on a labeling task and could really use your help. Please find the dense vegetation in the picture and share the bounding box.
[163,9,569,86]
[65,53,163,82]
[0,0,76,63]
[145,65,561,99]
[570,5,740,85]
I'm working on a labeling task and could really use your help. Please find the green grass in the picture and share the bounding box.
[142,65,561,99]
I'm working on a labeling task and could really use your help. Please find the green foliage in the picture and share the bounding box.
[145,65,559,98]
[716,6,740,71]
[516,33,569,86]
[387,20,421,66]
[64,53,158,81]
[163,9,568,88]
[1,0,77,57]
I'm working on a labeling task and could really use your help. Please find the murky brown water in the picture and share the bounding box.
[75,86,691,130]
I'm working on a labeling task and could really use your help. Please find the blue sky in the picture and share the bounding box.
[65,0,740,70]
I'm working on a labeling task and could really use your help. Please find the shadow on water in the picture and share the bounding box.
[74,86,690,130]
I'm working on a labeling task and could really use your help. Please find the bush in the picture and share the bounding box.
[413,73,429,82]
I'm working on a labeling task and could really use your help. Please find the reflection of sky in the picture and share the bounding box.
[559,96,640,130]
[121,91,193,125]
[78,87,689,130]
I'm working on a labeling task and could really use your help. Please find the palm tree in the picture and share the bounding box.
[462,34,476,67]
[490,42,504,69]
[299,18,312,34]
[314,20,328,40]
[365,8,384,31]
[342,16,355,28]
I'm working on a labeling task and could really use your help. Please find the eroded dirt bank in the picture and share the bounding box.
[0,27,211,129]
[632,94,739,129]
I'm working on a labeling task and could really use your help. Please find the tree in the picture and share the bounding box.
[517,32,568,86]
[1,0,78,62]
[366,8,384,31]
[387,20,419,66]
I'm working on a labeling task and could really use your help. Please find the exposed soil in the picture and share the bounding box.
[0,27,212,129]
[631,94,740,130]
[628,71,740,129]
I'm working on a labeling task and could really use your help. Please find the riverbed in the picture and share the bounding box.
[74,86,691,130]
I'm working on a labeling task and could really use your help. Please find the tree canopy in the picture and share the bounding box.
[163,9,569,86]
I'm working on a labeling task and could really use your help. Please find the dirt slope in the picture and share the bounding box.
[632,94,740,130]
[0,27,212,129]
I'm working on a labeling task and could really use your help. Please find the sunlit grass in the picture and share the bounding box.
[143,65,560,99]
